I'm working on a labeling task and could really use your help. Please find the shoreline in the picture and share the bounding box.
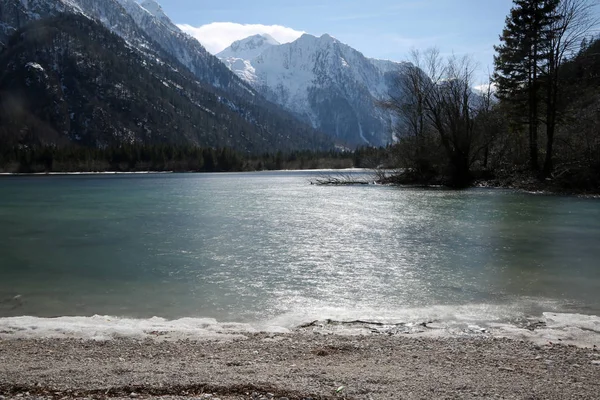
[0,170,174,176]
[1,333,599,399]
[0,168,368,176]
[1,312,599,398]
[1,168,598,196]
[1,311,599,347]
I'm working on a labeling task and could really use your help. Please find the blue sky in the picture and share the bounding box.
[159,0,517,84]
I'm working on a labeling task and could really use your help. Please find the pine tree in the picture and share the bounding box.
[493,0,560,173]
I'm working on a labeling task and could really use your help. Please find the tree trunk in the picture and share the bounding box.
[544,83,557,178]
[448,152,472,188]
[531,39,539,173]
[530,109,539,171]
[544,38,559,179]
[528,92,539,171]
[543,124,554,177]
[528,54,539,172]
[483,144,489,169]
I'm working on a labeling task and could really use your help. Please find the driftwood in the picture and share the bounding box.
[298,319,440,329]
[309,172,373,185]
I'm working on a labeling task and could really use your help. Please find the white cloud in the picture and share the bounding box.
[177,22,305,54]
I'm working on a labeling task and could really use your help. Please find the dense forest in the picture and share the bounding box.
[381,0,599,192]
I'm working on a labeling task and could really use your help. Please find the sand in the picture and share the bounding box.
[1,332,600,400]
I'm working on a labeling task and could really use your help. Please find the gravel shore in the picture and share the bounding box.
[1,333,600,400]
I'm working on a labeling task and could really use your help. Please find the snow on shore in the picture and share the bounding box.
[1,312,598,348]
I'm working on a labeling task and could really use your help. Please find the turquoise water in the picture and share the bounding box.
[0,172,599,326]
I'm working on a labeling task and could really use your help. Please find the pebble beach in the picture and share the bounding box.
[2,331,600,400]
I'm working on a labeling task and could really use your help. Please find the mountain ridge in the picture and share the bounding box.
[218,32,411,146]
[218,34,280,61]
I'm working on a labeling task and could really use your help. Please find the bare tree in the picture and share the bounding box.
[381,49,443,180]
[383,49,493,187]
[429,54,482,186]
[470,78,506,171]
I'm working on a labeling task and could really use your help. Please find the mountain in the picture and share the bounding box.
[218,33,411,147]
[0,0,332,152]
[0,14,331,152]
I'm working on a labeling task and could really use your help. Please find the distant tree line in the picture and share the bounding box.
[0,144,357,173]
[382,0,599,191]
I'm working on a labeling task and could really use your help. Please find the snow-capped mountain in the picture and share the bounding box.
[218,33,410,146]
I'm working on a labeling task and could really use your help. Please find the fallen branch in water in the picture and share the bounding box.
[309,172,373,185]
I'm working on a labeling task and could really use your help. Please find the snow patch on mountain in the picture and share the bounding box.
[135,0,178,32]
[218,34,280,60]
[25,62,45,72]
[138,0,164,18]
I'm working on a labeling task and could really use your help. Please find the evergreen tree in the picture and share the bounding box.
[493,0,560,172]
